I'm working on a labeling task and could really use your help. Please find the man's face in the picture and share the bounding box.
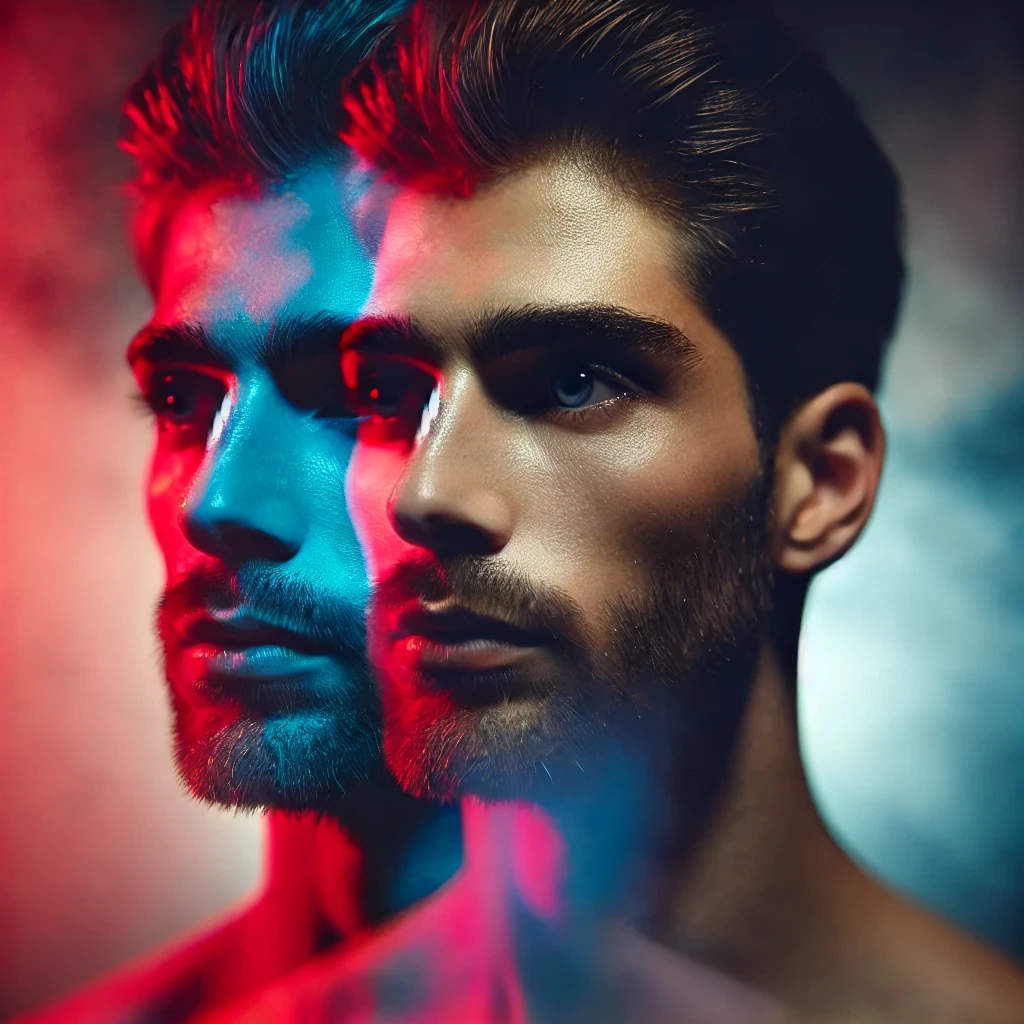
[129,167,384,810]
[345,161,772,802]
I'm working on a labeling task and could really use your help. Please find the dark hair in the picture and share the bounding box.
[341,0,905,441]
[121,0,406,289]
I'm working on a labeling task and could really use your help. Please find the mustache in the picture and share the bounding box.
[372,553,586,647]
[158,567,367,653]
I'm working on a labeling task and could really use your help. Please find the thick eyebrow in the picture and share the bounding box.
[468,304,702,368]
[341,315,442,364]
[341,304,701,372]
[126,314,354,371]
[126,322,223,370]
[259,312,354,370]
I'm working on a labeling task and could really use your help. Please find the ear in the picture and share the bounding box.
[770,383,885,574]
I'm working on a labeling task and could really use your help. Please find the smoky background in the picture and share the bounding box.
[1,0,1022,1017]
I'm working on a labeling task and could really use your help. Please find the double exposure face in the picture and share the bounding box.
[129,167,386,810]
[345,162,773,803]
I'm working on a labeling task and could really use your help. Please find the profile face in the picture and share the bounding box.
[129,167,385,810]
[345,161,773,802]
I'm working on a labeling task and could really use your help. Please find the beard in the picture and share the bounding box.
[159,567,384,813]
[369,479,774,805]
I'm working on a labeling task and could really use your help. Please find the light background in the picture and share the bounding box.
[2,0,1022,1017]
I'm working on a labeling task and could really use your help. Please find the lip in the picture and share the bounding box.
[393,604,552,674]
[178,611,341,680]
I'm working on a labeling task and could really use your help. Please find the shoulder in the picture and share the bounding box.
[915,938,1024,1023]
[860,898,1024,1024]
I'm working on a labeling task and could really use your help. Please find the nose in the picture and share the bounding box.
[183,381,305,564]
[389,374,514,558]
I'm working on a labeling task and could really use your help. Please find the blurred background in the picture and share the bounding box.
[1,0,1022,1018]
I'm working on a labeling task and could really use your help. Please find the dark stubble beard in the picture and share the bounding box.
[158,568,384,813]
[371,476,774,808]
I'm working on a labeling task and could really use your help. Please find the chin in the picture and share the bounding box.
[172,702,382,812]
[382,691,600,803]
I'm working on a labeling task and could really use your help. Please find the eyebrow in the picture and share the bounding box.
[343,304,701,370]
[126,322,223,370]
[126,314,354,371]
[341,315,443,363]
[258,313,355,370]
[468,304,701,367]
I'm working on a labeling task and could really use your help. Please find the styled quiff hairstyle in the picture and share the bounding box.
[340,0,905,441]
[120,0,406,290]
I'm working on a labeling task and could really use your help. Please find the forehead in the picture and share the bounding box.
[367,162,689,328]
[154,167,379,359]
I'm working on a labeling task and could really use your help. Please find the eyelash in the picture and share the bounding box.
[131,365,230,447]
[130,390,156,419]
[539,365,640,425]
[131,360,639,439]
[545,393,639,426]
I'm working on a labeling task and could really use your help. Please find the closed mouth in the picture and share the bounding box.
[178,612,341,659]
[395,604,552,650]
[391,605,554,685]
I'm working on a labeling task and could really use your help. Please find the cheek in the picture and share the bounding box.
[602,414,757,520]
[146,443,204,575]
[345,439,418,583]
[515,405,759,612]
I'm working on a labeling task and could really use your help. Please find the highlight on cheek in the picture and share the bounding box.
[206,387,234,451]
[344,437,418,587]
[415,384,440,443]
[148,465,177,500]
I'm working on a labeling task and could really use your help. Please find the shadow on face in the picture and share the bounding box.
[129,165,392,812]
[344,161,772,803]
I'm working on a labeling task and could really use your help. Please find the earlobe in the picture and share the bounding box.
[772,384,885,576]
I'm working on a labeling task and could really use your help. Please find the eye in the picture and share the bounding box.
[548,365,626,410]
[136,366,229,443]
[341,351,438,424]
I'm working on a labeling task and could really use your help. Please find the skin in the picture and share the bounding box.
[345,159,766,806]
[23,166,459,1023]
[137,170,378,810]
[350,160,759,648]
[332,159,1024,1022]
[27,159,1023,1023]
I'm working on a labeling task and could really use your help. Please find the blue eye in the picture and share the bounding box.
[551,368,595,408]
[549,366,627,412]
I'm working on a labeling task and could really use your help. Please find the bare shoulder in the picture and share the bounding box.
[915,931,1024,1023]
[860,899,1024,1024]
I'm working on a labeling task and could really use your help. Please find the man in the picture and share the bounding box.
[22,2,460,1021]
[326,0,1024,1020]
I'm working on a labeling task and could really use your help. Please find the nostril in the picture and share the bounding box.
[390,506,508,559]
[387,426,514,557]
[428,518,506,558]
[217,523,299,564]
[183,507,302,565]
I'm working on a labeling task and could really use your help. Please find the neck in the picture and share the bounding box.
[664,646,857,991]
[456,645,863,1008]
[660,647,1024,1018]
[261,789,462,949]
